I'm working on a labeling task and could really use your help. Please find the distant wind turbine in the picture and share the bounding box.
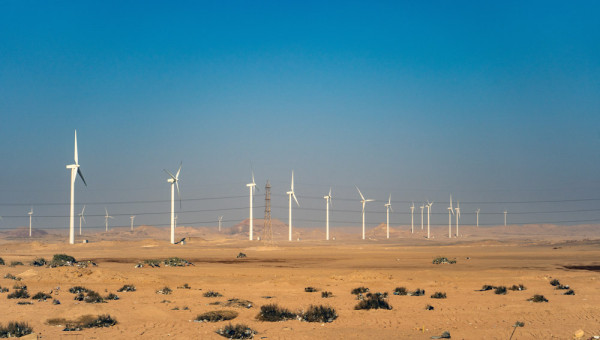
[218,215,223,232]
[410,202,415,234]
[66,130,87,244]
[356,186,374,240]
[130,215,136,231]
[28,207,33,237]
[420,203,425,230]
[286,171,299,241]
[504,210,507,227]
[78,205,86,235]
[476,208,480,227]
[324,188,332,241]
[448,195,454,238]
[426,201,433,239]
[455,201,461,237]
[246,170,258,241]
[164,163,182,244]
[384,194,393,239]
[104,208,114,232]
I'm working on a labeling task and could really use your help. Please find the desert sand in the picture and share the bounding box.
[1,222,599,339]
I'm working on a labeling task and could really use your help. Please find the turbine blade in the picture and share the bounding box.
[77,168,87,186]
[74,130,79,165]
[388,194,391,205]
[355,186,365,201]
[164,169,176,180]
[291,171,294,191]
[329,187,332,197]
[82,216,86,224]
[105,208,108,216]
[366,199,374,202]
[82,205,86,214]
[292,192,299,206]
[176,181,181,208]
[176,162,182,179]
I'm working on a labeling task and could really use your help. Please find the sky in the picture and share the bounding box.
[1,1,599,232]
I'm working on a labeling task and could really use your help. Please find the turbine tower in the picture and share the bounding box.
[384,194,393,239]
[286,171,299,241]
[78,205,86,235]
[356,186,374,240]
[164,163,182,244]
[324,188,332,241]
[130,215,136,231]
[410,202,415,233]
[246,171,258,241]
[218,216,223,232]
[504,210,507,227]
[66,130,87,244]
[420,203,425,230]
[447,195,454,238]
[455,201,461,237]
[28,207,33,237]
[426,201,433,239]
[476,208,480,227]
[104,208,114,232]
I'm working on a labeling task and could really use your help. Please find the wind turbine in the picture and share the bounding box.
[504,210,507,227]
[410,202,415,234]
[130,215,136,231]
[104,208,114,232]
[426,201,433,239]
[78,205,86,235]
[246,171,258,241]
[420,203,425,230]
[356,186,374,240]
[476,208,480,227]
[164,163,182,244]
[28,207,33,237]
[324,188,332,241]
[384,194,392,239]
[174,214,178,229]
[286,171,299,241]
[455,201,461,237]
[218,215,223,232]
[66,130,87,244]
[447,195,454,238]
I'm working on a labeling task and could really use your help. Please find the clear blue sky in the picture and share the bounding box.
[1,1,599,231]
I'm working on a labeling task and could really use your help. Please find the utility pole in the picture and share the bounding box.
[262,180,273,245]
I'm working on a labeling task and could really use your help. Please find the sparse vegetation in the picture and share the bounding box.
[432,256,456,264]
[211,298,253,309]
[564,289,575,295]
[393,287,408,295]
[83,290,104,303]
[425,304,434,310]
[31,292,52,301]
[7,289,29,299]
[164,257,193,267]
[479,285,494,291]
[509,321,525,340]
[178,283,191,289]
[0,287,8,293]
[204,291,222,297]
[0,258,4,266]
[216,323,256,339]
[556,284,570,290]
[195,310,238,322]
[3,273,19,281]
[528,294,548,303]
[256,304,296,321]
[13,283,26,290]
[0,321,33,338]
[9,261,23,267]
[431,292,447,299]
[301,305,337,323]
[141,259,161,267]
[321,291,333,298]
[494,286,507,295]
[304,286,318,293]
[51,314,118,331]
[549,279,560,287]
[49,254,76,267]
[117,284,136,292]
[509,284,526,291]
[69,286,89,294]
[351,286,369,295]
[30,258,47,266]
[409,288,425,296]
[156,286,172,295]
[236,252,247,259]
[105,293,119,300]
[354,292,392,310]
[16,301,33,305]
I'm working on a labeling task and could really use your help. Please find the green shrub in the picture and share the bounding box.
[321,291,333,298]
[163,257,192,267]
[564,289,575,295]
[301,305,337,323]
[216,323,256,339]
[508,284,526,291]
[425,304,434,310]
[50,254,76,267]
[105,293,119,300]
[256,304,296,321]
[156,286,172,295]
[304,286,318,292]
[549,279,560,287]
[195,310,238,322]
[409,288,425,296]
[480,285,494,291]
[69,286,89,294]
[3,273,19,280]
[83,291,104,303]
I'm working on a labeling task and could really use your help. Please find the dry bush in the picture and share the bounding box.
[508,284,526,291]
[49,254,76,267]
[301,305,337,323]
[0,321,33,338]
[204,291,222,297]
[494,286,507,295]
[156,286,172,295]
[432,256,456,264]
[351,286,369,295]
[549,279,560,287]
[9,261,23,267]
[7,289,29,299]
[164,257,192,267]
[30,258,47,267]
[31,292,52,301]
[59,314,118,331]
[409,288,425,296]
[195,310,238,322]
[216,323,256,339]
[564,289,575,295]
[394,287,408,295]
[304,287,318,293]
[431,292,447,299]
[256,304,296,322]
[117,284,136,292]
[69,286,89,294]
[354,293,392,310]
[321,291,333,298]
[105,293,119,300]
[528,294,548,303]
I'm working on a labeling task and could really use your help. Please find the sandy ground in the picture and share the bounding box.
[1,225,599,339]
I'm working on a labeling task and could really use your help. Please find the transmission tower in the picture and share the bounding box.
[263,180,273,245]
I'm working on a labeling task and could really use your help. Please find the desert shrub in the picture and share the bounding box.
[431,292,447,299]
[105,293,119,300]
[528,294,548,303]
[564,289,575,295]
[12,283,26,290]
[204,291,222,297]
[16,301,33,305]
[3,273,19,280]
[549,279,560,287]
[178,283,191,289]
[61,314,118,331]
[432,256,456,264]
[236,252,247,259]
[508,284,526,291]
[195,310,238,322]
[212,298,253,309]
[216,323,256,339]
[409,288,425,296]
[30,258,47,266]
[0,258,4,265]
[117,284,136,292]
[69,286,89,294]
[556,284,570,290]
[351,286,369,295]
[321,291,333,298]
[156,286,172,295]
[494,286,507,295]
[50,254,76,267]
[52,299,60,305]
[304,287,318,293]
[83,290,104,303]
[9,261,23,267]
[480,285,494,291]
[394,287,408,295]
[0,321,33,337]
[0,287,8,293]
[425,304,434,310]
[164,257,192,267]
[46,318,67,326]
[7,289,29,299]
[354,292,392,310]
[141,259,161,267]
[31,292,52,301]
[256,304,296,322]
[73,293,84,301]
[301,305,337,323]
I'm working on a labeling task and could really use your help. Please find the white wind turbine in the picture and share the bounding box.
[426,200,433,239]
[246,171,258,241]
[356,186,374,240]
[218,216,223,232]
[66,130,87,244]
[455,201,461,237]
[286,171,299,241]
[104,208,114,232]
[447,195,454,238]
[384,194,393,239]
[504,210,507,227]
[410,202,415,234]
[476,208,480,227]
[78,205,86,235]
[28,207,33,237]
[324,188,332,241]
[130,215,136,231]
[164,163,182,244]
[420,203,425,230]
